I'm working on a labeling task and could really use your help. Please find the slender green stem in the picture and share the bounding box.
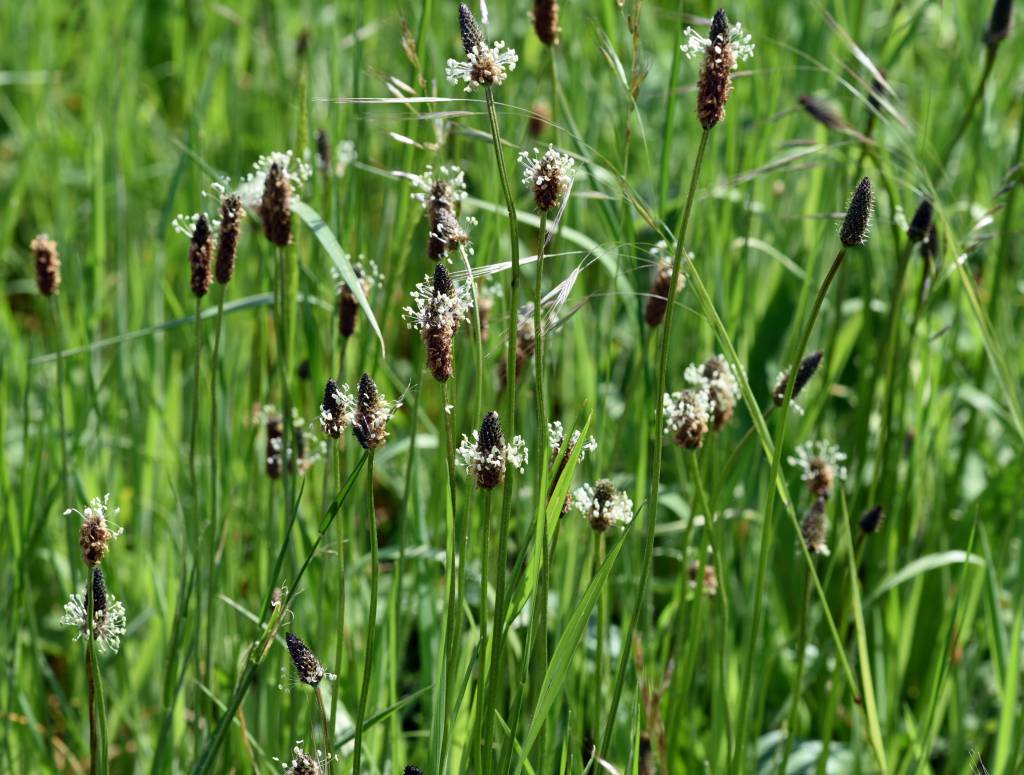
[351,451,377,775]
[439,378,460,767]
[600,127,710,754]
[474,488,494,773]
[85,569,108,775]
[778,566,812,774]
[732,248,847,769]
[330,444,346,735]
[481,83,521,775]
[188,296,203,502]
[315,686,333,775]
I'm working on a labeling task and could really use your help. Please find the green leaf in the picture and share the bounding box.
[863,551,985,608]
[293,200,386,355]
[516,516,634,769]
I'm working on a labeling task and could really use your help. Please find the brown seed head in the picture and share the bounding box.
[475,411,507,489]
[688,559,719,596]
[696,10,735,129]
[702,355,736,430]
[533,0,561,46]
[644,258,685,327]
[260,162,293,247]
[673,389,710,450]
[800,496,830,556]
[428,207,470,261]
[215,195,244,285]
[353,373,390,450]
[80,511,116,567]
[31,233,61,297]
[189,213,214,297]
[424,264,458,382]
[840,176,874,247]
[285,632,327,685]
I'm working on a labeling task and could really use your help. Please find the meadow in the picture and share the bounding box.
[1,0,1022,772]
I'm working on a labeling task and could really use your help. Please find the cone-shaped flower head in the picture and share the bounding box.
[984,0,1013,46]
[352,373,399,450]
[30,233,61,296]
[664,388,714,449]
[788,440,848,499]
[859,504,886,534]
[189,213,214,297]
[65,493,123,567]
[60,567,128,654]
[840,176,874,247]
[533,0,561,45]
[215,193,244,284]
[682,9,755,129]
[447,4,519,91]
[800,496,830,556]
[319,378,355,439]
[518,146,575,212]
[907,199,933,243]
[772,350,824,407]
[403,264,474,382]
[260,162,293,247]
[574,479,635,531]
[457,411,529,489]
[285,632,328,686]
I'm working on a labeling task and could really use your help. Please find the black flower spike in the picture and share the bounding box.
[774,351,824,406]
[353,373,391,450]
[859,505,886,534]
[984,0,1013,46]
[404,767,425,775]
[907,199,933,243]
[533,0,560,46]
[315,128,331,174]
[799,95,845,131]
[459,3,484,54]
[286,632,327,685]
[433,262,455,297]
[840,176,873,247]
[475,411,507,489]
[91,567,108,615]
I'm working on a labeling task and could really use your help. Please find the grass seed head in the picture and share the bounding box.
[799,94,845,131]
[285,632,327,686]
[840,176,874,247]
[30,233,61,297]
[859,504,886,534]
[907,199,933,243]
[260,162,293,247]
[984,0,1013,46]
[315,128,331,174]
[773,350,823,406]
[459,3,484,54]
[800,496,830,556]
[215,194,244,285]
[189,213,214,297]
[696,10,735,129]
[533,0,561,46]
[266,414,284,478]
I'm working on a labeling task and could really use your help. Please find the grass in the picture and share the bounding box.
[2,0,1023,772]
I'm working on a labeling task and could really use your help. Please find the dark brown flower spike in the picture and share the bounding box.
[315,128,331,174]
[189,214,214,297]
[266,414,284,478]
[696,10,734,129]
[984,0,1013,47]
[215,194,244,285]
[799,95,846,131]
[801,496,830,556]
[352,373,396,450]
[31,234,61,297]
[260,162,293,247]
[472,411,507,489]
[772,350,824,406]
[459,3,484,54]
[859,505,886,534]
[533,0,560,46]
